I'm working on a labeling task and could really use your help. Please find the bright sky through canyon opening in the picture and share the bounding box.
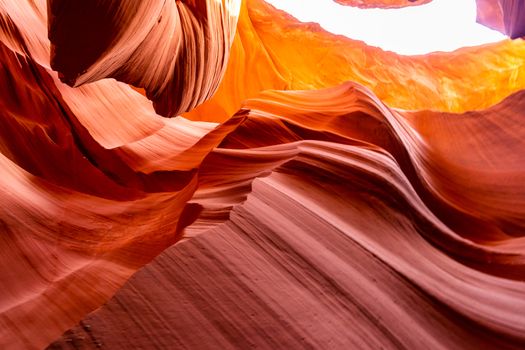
[264,0,506,55]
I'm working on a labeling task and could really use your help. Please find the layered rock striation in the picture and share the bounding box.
[1,0,525,349]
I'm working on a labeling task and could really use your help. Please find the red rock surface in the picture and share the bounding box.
[1,0,525,349]
[49,84,525,349]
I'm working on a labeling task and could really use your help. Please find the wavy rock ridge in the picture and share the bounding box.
[50,82,525,349]
[1,0,525,349]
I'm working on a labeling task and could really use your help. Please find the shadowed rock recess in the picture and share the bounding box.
[1,0,524,349]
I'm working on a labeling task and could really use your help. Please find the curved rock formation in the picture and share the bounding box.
[48,0,241,117]
[0,1,240,348]
[50,83,525,349]
[1,0,525,349]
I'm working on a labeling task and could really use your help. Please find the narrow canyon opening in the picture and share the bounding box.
[264,0,505,54]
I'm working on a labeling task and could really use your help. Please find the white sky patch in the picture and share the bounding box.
[264,0,506,55]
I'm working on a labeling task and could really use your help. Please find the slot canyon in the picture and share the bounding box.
[0,0,524,349]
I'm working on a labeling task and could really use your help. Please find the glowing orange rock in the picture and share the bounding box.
[185,0,525,123]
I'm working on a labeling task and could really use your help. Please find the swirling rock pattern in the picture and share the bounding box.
[1,0,525,349]
[48,0,241,117]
